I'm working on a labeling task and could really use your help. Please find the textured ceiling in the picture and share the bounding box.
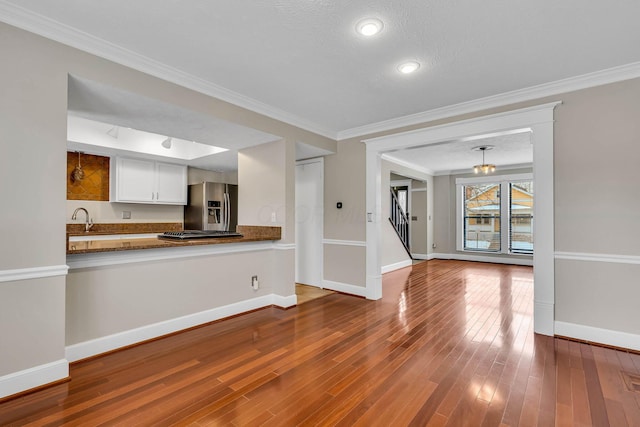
[4,0,640,136]
[3,1,640,172]
[384,132,532,175]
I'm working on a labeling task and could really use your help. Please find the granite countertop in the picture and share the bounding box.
[67,225,281,254]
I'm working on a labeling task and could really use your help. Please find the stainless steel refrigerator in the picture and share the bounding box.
[184,182,238,231]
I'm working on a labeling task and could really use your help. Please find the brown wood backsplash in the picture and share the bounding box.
[67,151,110,201]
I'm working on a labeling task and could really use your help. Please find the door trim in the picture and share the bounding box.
[363,101,560,336]
[295,157,324,287]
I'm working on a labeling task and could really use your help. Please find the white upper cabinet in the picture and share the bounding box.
[112,157,155,202]
[110,157,187,205]
[155,162,188,204]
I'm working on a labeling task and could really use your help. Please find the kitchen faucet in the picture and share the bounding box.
[72,207,93,232]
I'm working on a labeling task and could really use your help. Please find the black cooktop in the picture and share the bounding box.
[159,230,243,240]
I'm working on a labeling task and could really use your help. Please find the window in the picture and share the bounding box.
[509,181,533,254]
[394,187,408,214]
[463,183,501,251]
[457,174,533,255]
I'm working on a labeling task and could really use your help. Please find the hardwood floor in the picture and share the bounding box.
[2,260,640,426]
[295,283,335,305]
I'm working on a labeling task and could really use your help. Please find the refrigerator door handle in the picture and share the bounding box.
[223,192,229,231]
[227,193,231,231]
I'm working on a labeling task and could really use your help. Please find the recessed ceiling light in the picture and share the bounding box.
[397,61,420,74]
[356,18,384,36]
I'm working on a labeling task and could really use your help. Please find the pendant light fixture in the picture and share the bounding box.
[472,146,496,174]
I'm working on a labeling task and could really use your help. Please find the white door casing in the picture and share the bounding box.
[364,102,560,336]
[295,158,324,287]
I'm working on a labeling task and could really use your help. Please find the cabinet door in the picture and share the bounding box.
[115,158,155,202]
[155,162,187,204]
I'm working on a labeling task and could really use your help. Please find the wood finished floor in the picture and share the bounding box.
[2,260,640,426]
[295,283,335,305]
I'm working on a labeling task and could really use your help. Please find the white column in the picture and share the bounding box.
[365,146,383,300]
[531,122,555,336]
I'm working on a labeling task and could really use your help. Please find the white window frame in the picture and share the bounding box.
[456,173,533,255]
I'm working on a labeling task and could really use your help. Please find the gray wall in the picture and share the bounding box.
[410,181,429,256]
[381,159,434,267]
[552,79,640,335]
[326,77,640,346]
[187,167,238,185]
[0,22,331,396]
[0,23,68,381]
[323,140,367,287]
[3,16,640,397]
[66,250,283,345]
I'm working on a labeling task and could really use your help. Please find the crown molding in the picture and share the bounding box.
[4,1,640,144]
[0,1,337,140]
[337,61,640,140]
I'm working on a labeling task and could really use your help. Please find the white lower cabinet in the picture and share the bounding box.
[110,157,187,205]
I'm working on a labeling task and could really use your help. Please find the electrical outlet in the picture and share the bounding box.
[251,275,259,290]
[122,211,131,219]
[270,212,276,223]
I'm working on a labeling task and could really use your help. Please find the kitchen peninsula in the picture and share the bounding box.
[67,224,281,254]
[65,220,293,364]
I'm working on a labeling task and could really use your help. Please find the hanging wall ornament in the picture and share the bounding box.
[71,151,85,183]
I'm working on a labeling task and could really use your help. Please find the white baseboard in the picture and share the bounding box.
[322,239,366,247]
[66,294,289,362]
[431,252,533,266]
[555,321,640,352]
[322,280,367,298]
[0,359,68,399]
[272,294,297,308]
[412,254,438,261]
[381,259,413,274]
[534,300,555,336]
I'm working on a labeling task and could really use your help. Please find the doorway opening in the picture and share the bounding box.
[364,102,560,336]
[295,157,324,288]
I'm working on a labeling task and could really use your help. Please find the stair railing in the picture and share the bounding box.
[389,189,411,257]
